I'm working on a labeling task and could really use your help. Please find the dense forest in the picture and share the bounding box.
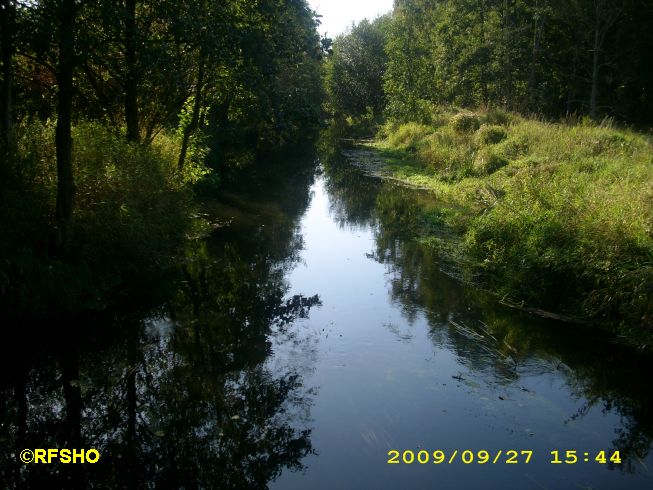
[325,0,653,346]
[327,0,653,125]
[0,0,325,320]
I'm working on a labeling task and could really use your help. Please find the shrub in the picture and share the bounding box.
[414,99,440,125]
[0,121,194,322]
[387,122,431,150]
[494,134,530,160]
[474,147,509,175]
[377,120,401,139]
[476,125,508,145]
[483,108,512,126]
[451,112,481,134]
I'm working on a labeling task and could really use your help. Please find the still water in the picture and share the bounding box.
[1,145,652,489]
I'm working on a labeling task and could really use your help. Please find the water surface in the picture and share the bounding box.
[1,145,652,489]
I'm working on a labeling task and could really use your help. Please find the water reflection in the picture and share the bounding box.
[0,155,321,489]
[321,145,653,478]
[1,142,652,489]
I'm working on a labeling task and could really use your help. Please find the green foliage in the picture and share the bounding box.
[386,122,431,151]
[0,121,193,321]
[380,0,653,124]
[325,17,389,119]
[473,147,509,175]
[482,108,512,127]
[2,0,325,320]
[200,0,324,153]
[451,113,481,134]
[373,108,653,345]
[475,125,508,145]
[10,0,323,153]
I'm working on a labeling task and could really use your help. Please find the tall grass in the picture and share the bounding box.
[373,109,653,346]
[0,121,208,321]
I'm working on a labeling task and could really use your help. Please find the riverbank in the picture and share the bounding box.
[0,121,207,322]
[348,109,653,347]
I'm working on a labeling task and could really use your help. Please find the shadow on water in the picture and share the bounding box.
[320,141,653,478]
[1,138,652,488]
[0,152,322,489]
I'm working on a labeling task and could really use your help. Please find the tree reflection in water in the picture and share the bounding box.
[322,145,653,475]
[0,155,321,489]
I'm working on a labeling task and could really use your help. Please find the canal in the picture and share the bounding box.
[1,142,652,489]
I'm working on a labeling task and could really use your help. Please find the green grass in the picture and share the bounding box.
[370,109,653,347]
[0,121,211,321]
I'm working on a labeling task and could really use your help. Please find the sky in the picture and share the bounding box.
[307,0,394,37]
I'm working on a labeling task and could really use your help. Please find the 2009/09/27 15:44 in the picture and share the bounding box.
[386,449,622,465]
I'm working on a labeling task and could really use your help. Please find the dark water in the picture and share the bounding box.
[1,144,652,489]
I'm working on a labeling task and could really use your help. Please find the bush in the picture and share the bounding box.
[451,113,481,133]
[415,132,473,179]
[0,121,194,322]
[473,147,509,175]
[476,125,508,145]
[482,108,512,126]
[387,122,431,150]
[494,134,531,160]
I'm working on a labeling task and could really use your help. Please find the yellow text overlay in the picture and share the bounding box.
[19,449,100,464]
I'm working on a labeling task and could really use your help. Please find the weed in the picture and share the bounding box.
[451,112,481,133]
[0,121,195,322]
[475,125,508,145]
[371,107,653,346]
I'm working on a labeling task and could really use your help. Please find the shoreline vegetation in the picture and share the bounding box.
[0,121,201,322]
[339,108,652,348]
[324,1,653,349]
[3,0,653,350]
[0,0,325,324]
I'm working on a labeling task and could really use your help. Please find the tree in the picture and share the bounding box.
[326,17,389,119]
[54,0,76,254]
[384,0,432,120]
[377,0,652,122]
[124,0,139,142]
[0,0,16,152]
[584,0,624,119]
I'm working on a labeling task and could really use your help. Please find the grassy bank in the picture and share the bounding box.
[367,109,653,347]
[0,121,211,322]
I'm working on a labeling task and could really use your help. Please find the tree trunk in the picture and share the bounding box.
[589,17,601,120]
[178,46,206,171]
[479,0,489,106]
[502,0,514,109]
[125,0,139,142]
[1,0,14,151]
[55,0,76,255]
[588,0,622,120]
[527,0,543,111]
[61,349,85,488]
[566,38,579,115]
